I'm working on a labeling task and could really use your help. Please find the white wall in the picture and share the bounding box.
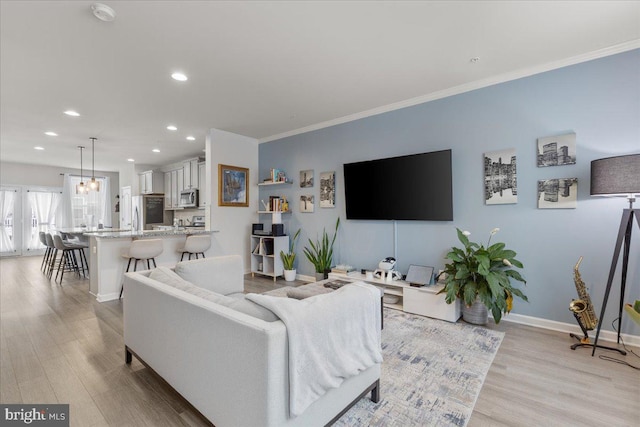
[206,128,259,271]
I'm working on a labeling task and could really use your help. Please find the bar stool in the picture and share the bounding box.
[52,234,86,283]
[39,232,52,272]
[177,235,211,261]
[119,239,163,299]
[44,233,58,279]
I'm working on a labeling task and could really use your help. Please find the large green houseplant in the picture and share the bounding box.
[279,228,300,282]
[439,228,527,324]
[303,217,340,280]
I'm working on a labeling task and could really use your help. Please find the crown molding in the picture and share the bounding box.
[260,40,640,144]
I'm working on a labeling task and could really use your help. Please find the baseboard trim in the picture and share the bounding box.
[500,313,640,348]
[96,292,120,302]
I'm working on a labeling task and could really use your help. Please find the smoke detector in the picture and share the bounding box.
[91,3,116,22]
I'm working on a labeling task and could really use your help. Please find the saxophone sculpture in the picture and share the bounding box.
[569,257,598,346]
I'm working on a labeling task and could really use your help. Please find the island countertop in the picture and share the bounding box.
[87,229,218,301]
[84,228,217,239]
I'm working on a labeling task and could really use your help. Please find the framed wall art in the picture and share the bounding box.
[537,178,578,209]
[319,171,335,208]
[537,133,576,167]
[484,149,518,205]
[300,195,314,213]
[218,164,249,207]
[300,170,314,188]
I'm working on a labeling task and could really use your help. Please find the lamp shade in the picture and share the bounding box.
[590,154,640,196]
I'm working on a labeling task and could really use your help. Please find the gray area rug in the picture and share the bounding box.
[334,309,504,427]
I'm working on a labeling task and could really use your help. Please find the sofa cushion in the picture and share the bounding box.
[175,255,243,295]
[149,267,193,291]
[286,288,316,300]
[149,267,278,322]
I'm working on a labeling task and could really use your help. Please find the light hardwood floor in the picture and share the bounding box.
[1,256,638,426]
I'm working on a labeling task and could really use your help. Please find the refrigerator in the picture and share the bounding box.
[132,195,172,231]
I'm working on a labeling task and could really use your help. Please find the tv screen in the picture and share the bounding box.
[343,149,453,221]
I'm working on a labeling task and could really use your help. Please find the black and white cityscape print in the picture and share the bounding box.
[300,170,314,188]
[484,149,518,205]
[537,178,578,209]
[319,171,335,208]
[537,133,576,167]
[300,195,314,212]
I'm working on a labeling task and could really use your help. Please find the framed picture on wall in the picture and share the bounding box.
[218,164,249,207]
[300,195,314,212]
[300,170,314,188]
[319,171,335,208]
[484,149,518,205]
[537,178,577,209]
[537,133,576,167]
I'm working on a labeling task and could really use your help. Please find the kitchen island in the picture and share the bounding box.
[86,228,218,302]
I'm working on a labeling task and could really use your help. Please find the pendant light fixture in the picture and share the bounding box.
[88,137,100,192]
[76,146,87,194]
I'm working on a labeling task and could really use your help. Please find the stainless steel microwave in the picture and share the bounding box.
[180,189,198,208]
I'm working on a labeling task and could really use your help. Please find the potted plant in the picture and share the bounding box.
[303,217,340,281]
[279,228,301,282]
[439,228,527,324]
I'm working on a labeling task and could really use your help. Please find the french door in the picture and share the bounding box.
[0,186,61,257]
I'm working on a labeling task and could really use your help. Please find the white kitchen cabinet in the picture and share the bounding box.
[170,169,180,208]
[198,162,206,207]
[164,172,173,209]
[183,158,201,190]
[139,170,163,194]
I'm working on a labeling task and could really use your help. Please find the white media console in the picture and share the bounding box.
[328,272,461,323]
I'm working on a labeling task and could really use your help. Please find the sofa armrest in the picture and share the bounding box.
[124,272,288,426]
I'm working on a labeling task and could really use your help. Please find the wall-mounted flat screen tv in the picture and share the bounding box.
[343,149,453,221]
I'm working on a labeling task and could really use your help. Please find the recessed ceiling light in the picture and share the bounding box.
[64,110,80,117]
[152,149,160,153]
[127,158,135,162]
[44,131,58,136]
[34,146,45,150]
[91,3,116,22]
[166,125,177,131]
[171,72,188,82]
[186,136,195,141]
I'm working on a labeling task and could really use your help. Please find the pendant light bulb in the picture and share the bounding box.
[89,137,100,191]
[76,146,87,194]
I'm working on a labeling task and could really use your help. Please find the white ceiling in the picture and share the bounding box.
[1,1,639,173]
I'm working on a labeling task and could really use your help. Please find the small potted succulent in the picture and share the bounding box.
[280,228,301,282]
[439,227,528,324]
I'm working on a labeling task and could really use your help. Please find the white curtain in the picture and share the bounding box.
[0,189,16,253]
[56,174,112,228]
[56,174,75,228]
[27,190,60,251]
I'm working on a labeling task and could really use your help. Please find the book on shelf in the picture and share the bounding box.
[253,237,274,256]
[269,168,288,183]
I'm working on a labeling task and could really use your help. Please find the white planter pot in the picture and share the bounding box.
[283,269,297,282]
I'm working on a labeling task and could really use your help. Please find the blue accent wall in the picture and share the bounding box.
[259,49,640,333]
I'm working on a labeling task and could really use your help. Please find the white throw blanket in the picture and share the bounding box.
[246,282,383,417]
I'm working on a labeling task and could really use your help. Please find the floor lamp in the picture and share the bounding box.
[590,153,640,356]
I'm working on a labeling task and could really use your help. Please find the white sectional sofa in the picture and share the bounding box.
[122,255,381,427]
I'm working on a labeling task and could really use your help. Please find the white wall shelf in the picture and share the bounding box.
[258,181,293,186]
